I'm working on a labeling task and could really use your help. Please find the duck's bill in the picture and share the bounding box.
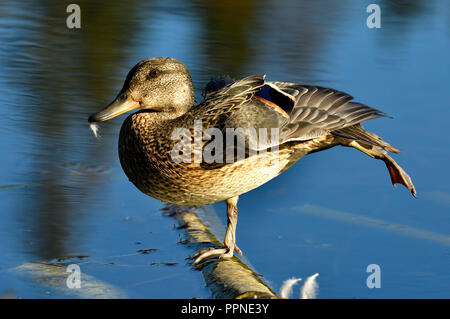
[88,94,139,123]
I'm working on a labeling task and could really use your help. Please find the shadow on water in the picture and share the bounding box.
[0,0,448,298]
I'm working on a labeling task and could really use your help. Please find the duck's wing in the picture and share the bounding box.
[196,77,391,154]
[195,77,292,151]
[193,75,266,124]
[270,81,386,143]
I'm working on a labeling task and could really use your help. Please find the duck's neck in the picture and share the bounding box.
[127,111,179,129]
[150,75,195,120]
[171,78,195,115]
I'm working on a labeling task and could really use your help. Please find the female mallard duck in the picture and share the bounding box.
[89,57,416,264]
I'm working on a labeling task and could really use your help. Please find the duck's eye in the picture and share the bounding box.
[149,70,159,78]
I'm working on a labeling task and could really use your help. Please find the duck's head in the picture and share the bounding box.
[88,57,195,123]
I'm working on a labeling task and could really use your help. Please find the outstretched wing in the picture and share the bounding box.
[195,77,389,158]
[271,82,386,143]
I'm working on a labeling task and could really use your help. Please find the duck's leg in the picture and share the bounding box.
[226,196,242,255]
[193,196,241,264]
[342,140,417,197]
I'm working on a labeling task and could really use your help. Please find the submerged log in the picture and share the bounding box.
[163,205,279,299]
[12,261,126,298]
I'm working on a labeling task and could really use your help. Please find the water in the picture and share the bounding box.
[0,0,449,298]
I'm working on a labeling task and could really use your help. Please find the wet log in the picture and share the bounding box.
[163,205,279,299]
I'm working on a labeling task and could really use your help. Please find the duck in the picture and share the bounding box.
[88,57,416,264]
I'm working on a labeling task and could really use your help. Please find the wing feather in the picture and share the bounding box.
[272,82,386,143]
